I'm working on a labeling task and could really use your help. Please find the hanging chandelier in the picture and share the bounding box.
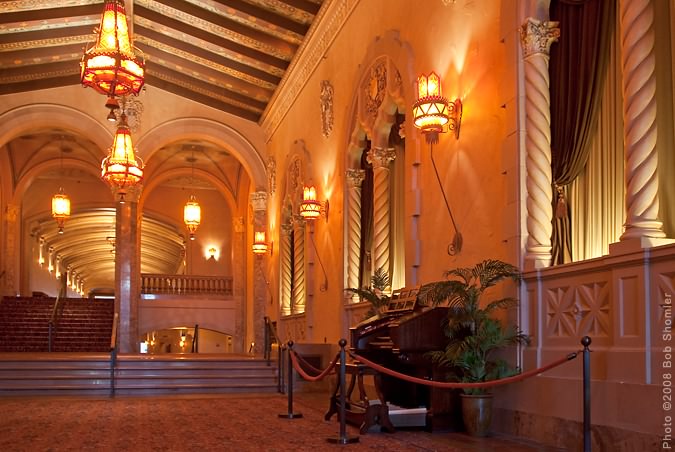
[184,195,201,240]
[81,0,145,117]
[51,187,70,234]
[101,114,144,198]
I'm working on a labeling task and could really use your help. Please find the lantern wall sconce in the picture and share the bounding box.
[412,71,463,255]
[412,71,462,143]
[299,185,329,221]
[252,231,272,256]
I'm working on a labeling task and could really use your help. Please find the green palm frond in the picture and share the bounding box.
[371,267,390,291]
[423,259,530,395]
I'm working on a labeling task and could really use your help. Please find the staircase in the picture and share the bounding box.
[0,353,279,396]
[0,297,54,352]
[52,299,114,352]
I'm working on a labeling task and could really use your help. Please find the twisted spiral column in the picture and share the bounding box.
[520,18,559,268]
[367,147,396,277]
[249,191,268,355]
[292,219,306,314]
[280,224,293,316]
[619,0,665,240]
[346,169,365,298]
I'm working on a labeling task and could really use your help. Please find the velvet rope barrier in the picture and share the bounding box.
[348,350,578,389]
[292,349,336,376]
[289,350,340,382]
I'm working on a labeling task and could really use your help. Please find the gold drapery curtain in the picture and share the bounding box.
[549,0,616,264]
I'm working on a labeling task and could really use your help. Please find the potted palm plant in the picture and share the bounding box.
[419,259,530,437]
[345,267,391,319]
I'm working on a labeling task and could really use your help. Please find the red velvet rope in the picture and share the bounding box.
[289,350,339,382]
[348,350,578,389]
[292,350,328,375]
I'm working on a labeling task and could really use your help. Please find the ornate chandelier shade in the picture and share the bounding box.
[412,72,462,142]
[101,115,144,195]
[51,187,71,234]
[299,185,322,220]
[184,195,201,240]
[81,0,145,115]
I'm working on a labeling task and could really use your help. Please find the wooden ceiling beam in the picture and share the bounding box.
[211,0,309,36]
[151,0,298,58]
[145,61,267,111]
[135,25,281,86]
[140,46,273,102]
[134,4,289,70]
[0,4,101,24]
[146,74,261,122]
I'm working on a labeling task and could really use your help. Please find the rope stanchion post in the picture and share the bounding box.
[278,341,302,419]
[327,339,359,445]
[582,336,592,452]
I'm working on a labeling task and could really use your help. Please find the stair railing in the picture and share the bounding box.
[263,316,282,370]
[48,294,64,352]
[191,324,199,353]
[109,312,119,396]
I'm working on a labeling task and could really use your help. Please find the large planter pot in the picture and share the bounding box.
[460,393,494,437]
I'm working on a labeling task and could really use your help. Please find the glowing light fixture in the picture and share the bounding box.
[101,114,144,200]
[300,185,328,221]
[184,195,201,240]
[412,72,462,142]
[81,0,145,118]
[51,188,71,234]
[412,71,463,255]
[252,231,269,255]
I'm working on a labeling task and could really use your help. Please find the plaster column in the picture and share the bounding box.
[617,0,666,243]
[292,217,306,314]
[280,223,293,316]
[232,216,245,353]
[366,147,396,278]
[114,188,141,353]
[346,169,365,298]
[2,204,19,296]
[249,191,267,355]
[519,18,559,269]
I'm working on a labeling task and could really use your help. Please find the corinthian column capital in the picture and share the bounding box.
[249,191,268,212]
[346,169,365,188]
[367,147,396,169]
[519,18,560,59]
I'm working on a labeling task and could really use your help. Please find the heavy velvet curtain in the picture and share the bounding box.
[549,0,616,264]
[358,145,374,289]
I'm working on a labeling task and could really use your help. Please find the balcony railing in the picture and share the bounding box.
[141,274,233,296]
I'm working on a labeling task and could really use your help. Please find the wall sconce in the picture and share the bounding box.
[413,71,462,143]
[413,71,463,255]
[300,185,329,221]
[252,231,271,255]
[207,246,218,261]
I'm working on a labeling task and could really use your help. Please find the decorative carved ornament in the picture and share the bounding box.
[366,147,397,169]
[546,282,610,338]
[365,61,387,118]
[267,156,276,195]
[346,168,365,187]
[519,18,560,58]
[249,191,268,212]
[320,80,334,138]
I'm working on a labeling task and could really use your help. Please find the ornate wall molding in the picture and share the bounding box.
[261,0,360,139]
[320,80,334,138]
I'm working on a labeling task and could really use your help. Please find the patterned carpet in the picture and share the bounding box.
[0,392,564,451]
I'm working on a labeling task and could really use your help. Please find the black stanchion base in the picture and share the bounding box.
[278,413,303,419]
[326,436,359,445]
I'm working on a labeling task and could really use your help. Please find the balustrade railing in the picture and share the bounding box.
[141,274,233,296]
